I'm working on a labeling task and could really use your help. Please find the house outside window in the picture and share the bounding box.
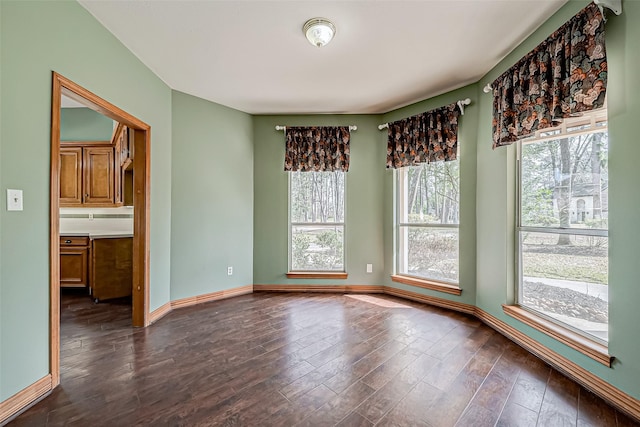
[289,171,345,272]
[396,161,460,284]
[517,110,608,343]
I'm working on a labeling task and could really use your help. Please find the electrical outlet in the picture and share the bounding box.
[227,266,233,276]
[366,264,373,273]
[88,213,94,221]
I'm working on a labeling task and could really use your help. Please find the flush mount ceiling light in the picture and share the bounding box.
[303,18,336,48]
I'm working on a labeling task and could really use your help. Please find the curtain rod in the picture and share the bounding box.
[377,98,471,130]
[275,125,357,131]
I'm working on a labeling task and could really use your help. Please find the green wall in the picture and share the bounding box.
[60,107,113,141]
[474,0,640,399]
[253,115,386,286]
[170,91,254,299]
[0,1,172,400]
[2,0,639,412]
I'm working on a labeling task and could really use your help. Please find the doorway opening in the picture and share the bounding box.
[50,72,151,387]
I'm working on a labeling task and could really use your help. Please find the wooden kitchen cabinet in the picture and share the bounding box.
[59,147,83,205]
[60,236,90,288]
[123,168,134,207]
[83,146,114,205]
[114,123,133,168]
[91,237,132,302]
[113,124,134,206]
[60,146,118,207]
[59,123,132,208]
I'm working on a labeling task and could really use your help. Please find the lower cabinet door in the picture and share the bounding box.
[60,248,89,288]
[92,237,132,302]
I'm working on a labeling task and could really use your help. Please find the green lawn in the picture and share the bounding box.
[522,251,608,284]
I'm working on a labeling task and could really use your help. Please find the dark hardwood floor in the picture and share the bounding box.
[9,291,639,426]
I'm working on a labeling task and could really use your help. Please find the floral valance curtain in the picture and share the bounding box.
[492,2,607,149]
[386,103,460,168]
[284,126,350,172]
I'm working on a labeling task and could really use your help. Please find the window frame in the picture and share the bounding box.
[394,161,460,287]
[287,170,347,274]
[515,110,609,346]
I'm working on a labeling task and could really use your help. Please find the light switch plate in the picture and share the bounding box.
[7,189,23,211]
[366,264,373,273]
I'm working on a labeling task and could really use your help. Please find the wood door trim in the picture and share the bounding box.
[132,126,150,327]
[50,72,151,391]
[56,73,148,129]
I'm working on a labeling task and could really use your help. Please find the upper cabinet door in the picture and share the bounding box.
[83,146,114,205]
[60,147,83,205]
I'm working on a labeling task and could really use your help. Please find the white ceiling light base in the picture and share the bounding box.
[303,18,336,47]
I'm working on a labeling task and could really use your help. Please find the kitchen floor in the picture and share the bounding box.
[9,292,638,426]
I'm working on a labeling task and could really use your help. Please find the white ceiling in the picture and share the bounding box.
[79,0,567,115]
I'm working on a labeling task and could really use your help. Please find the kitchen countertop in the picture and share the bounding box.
[61,231,133,239]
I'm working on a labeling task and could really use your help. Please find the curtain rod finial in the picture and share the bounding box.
[457,98,472,115]
[594,0,622,15]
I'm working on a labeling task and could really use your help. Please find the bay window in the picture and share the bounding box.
[396,160,459,284]
[517,111,608,343]
[289,171,345,272]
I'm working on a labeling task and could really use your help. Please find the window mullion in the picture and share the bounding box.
[291,222,345,227]
[518,226,607,237]
[398,223,459,228]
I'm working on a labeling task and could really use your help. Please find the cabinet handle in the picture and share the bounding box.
[65,240,72,244]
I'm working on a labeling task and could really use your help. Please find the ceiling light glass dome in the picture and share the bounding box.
[303,18,336,48]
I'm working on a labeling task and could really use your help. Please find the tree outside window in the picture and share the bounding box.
[289,171,345,271]
[397,161,460,283]
[518,113,609,343]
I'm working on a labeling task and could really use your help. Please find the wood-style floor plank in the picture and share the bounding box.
[8,291,638,426]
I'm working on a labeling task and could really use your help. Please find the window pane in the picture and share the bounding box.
[399,226,458,283]
[520,231,608,341]
[520,132,608,230]
[291,171,345,223]
[400,162,459,225]
[291,225,344,271]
